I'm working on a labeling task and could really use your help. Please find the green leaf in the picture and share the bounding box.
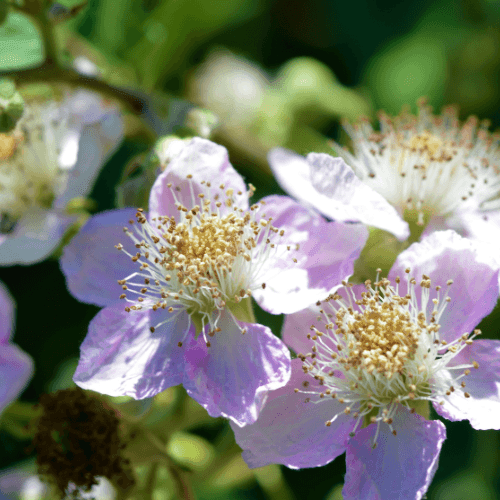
[0,0,8,26]
[0,12,44,70]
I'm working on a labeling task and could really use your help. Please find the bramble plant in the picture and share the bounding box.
[1,1,500,500]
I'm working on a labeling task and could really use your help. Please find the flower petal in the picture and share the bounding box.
[0,281,14,344]
[282,306,320,355]
[60,209,139,307]
[231,358,354,469]
[55,118,124,208]
[0,343,34,413]
[0,209,76,266]
[253,195,368,314]
[343,408,446,500]
[149,138,248,220]
[268,148,409,239]
[388,230,499,344]
[433,339,500,430]
[440,210,500,279]
[183,312,291,426]
[73,306,193,399]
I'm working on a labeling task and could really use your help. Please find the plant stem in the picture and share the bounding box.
[2,63,147,114]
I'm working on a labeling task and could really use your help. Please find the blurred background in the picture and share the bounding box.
[1,0,500,498]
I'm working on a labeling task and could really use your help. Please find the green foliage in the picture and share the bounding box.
[0,78,24,132]
[0,0,9,26]
[365,34,447,114]
[0,12,44,70]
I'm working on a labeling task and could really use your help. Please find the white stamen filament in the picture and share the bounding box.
[332,98,500,224]
[295,268,481,447]
[115,177,291,345]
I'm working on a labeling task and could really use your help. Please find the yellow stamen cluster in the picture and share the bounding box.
[295,269,481,445]
[115,178,289,344]
[339,288,421,378]
[406,131,453,162]
[164,211,253,276]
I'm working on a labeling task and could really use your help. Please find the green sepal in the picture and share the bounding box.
[407,399,431,420]
[362,407,379,429]
[227,296,256,324]
[190,312,204,337]
[190,297,255,338]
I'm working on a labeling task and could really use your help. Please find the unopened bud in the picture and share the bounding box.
[0,79,24,133]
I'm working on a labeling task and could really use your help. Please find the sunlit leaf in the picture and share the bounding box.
[0,12,44,70]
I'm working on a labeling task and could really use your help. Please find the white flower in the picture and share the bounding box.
[0,90,123,265]
[269,99,500,262]
[334,99,500,228]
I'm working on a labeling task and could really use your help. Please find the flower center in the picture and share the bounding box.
[115,179,286,345]
[406,131,450,161]
[340,290,423,379]
[296,269,480,445]
[0,103,70,233]
[166,212,248,278]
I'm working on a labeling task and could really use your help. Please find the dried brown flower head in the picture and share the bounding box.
[33,387,134,499]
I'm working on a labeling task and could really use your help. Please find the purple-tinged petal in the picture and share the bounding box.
[0,210,76,266]
[73,306,193,399]
[282,306,320,355]
[231,358,354,469]
[388,230,499,344]
[149,138,248,220]
[0,343,34,413]
[422,215,453,238]
[0,282,14,344]
[268,149,409,239]
[253,195,368,314]
[433,339,500,430]
[183,311,291,426]
[343,408,446,500]
[66,90,118,125]
[60,209,139,307]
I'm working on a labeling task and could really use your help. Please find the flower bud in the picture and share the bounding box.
[0,78,24,133]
